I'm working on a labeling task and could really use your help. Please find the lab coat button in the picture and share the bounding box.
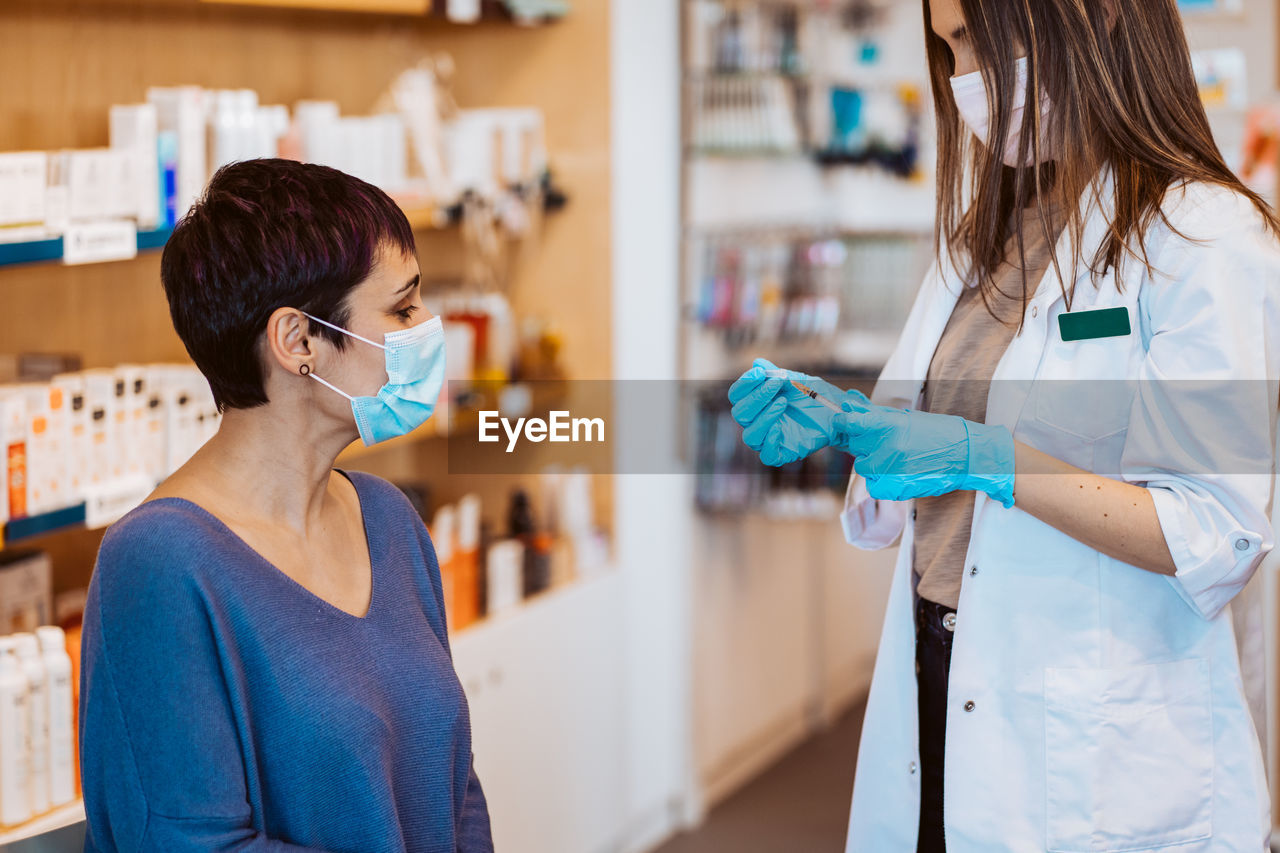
[1031,305,1039,318]
[969,565,978,577]
[1236,538,1251,551]
[963,700,975,712]
[942,612,957,631]
[909,762,917,775]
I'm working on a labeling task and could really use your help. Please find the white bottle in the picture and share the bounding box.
[36,626,74,807]
[11,634,48,816]
[0,640,31,827]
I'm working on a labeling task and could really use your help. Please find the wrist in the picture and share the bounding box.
[963,421,1017,508]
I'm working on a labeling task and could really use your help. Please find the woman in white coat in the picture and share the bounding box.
[729,0,1280,850]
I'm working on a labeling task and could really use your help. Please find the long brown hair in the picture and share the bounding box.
[924,0,1279,318]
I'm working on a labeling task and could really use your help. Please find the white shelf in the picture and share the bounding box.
[0,799,85,845]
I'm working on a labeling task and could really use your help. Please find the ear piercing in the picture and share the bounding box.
[299,364,311,376]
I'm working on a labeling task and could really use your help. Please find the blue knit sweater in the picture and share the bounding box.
[80,470,493,852]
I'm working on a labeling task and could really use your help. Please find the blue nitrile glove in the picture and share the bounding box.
[832,402,1017,507]
[728,358,871,466]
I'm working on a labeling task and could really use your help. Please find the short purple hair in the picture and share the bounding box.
[161,158,417,411]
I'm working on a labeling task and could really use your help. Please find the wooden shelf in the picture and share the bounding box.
[0,227,172,269]
[0,207,451,270]
[193,0,567,23]
[0,799,85,846]
[0,198,551,271]
[0,504,89,552]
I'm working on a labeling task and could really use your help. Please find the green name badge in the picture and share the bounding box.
[1058,307,1131,342]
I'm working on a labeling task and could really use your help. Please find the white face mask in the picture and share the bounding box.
[950,56,1053,167]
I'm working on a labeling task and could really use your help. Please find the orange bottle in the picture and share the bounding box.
[429,505,458,631]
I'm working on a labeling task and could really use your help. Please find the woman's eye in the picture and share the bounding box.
[395,305,419,321]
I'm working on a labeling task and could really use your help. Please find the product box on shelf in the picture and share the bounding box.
[18,384,68,517]
[156,365,201,476]
[116,365,149,481]
[147,86,208,222]
[81,370,121,487]
[58,149,137,223]
[0,364,218,529]
[53,374,90,503]
[0,393,28,525]
[109,103,161,230]
[141,374,166,484]
[0,550,52,634]
[0,152,48,232]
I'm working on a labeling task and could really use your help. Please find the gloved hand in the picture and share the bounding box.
[832,402,1016,507]
[728,358,871,467]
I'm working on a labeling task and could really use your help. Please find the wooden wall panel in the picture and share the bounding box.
[0,0,613,557]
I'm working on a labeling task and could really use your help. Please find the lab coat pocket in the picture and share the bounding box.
[1030,376,1133,443]
[1043,658,1213,852]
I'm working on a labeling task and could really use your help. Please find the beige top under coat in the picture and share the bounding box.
[913,203,1066,611]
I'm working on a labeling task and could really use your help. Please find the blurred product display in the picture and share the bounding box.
[685,0,925,173]
[0,623,80,831]
[0,365,219,531]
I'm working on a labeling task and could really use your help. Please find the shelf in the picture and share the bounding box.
[1,477,156,551]
[0,206,459,270]
[685,148,809,160]
[0,227,172,270]
[193,0,567,23]
[0,503,88,551]
[0,799,85,846]
[684,70,809,82]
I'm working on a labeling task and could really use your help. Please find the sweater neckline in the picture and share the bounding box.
[141,469,380,623]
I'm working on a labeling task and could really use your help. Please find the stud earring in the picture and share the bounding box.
[299,364,311,376]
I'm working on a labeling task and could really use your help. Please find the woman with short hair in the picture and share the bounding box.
[81,158,493,853]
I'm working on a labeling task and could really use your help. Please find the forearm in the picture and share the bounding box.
[1012,440,1176,576]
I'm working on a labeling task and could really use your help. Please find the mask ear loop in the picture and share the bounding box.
[306,370,355,401]
[302,312,387,350]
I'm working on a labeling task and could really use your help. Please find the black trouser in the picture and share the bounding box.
[915,596,955,853]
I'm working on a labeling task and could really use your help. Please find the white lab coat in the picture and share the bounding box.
[842,170,1280,853]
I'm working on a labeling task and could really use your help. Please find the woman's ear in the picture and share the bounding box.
[264,307,313,378]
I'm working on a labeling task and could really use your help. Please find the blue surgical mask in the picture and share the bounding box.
[302,312,447,446]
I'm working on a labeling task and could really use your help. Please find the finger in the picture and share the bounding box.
[728,366,768,405]
[752,357,780,372]
[731,377,786,426]
[760,426,793,467]
[841,389,872,413]
[742,396,787,450]
[840,395,871,413]
[833,410,874,436]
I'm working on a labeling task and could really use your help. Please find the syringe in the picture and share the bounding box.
[763,369,843,411]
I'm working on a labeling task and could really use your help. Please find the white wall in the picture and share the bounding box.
[610,0,697,848]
